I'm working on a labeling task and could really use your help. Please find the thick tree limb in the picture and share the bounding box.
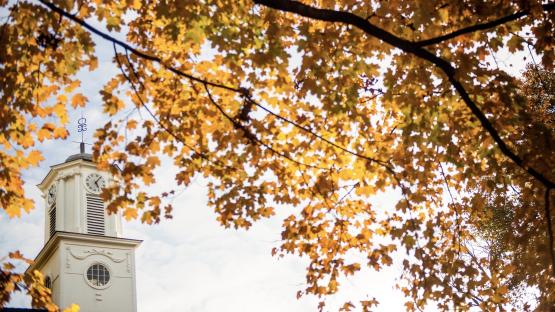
[253,0,555,189]
[416,3,555,47]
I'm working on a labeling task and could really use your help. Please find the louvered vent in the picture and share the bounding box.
[86,193,105,235]
[49,204,56,237]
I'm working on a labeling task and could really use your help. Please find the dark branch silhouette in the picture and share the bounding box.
[416,3,555,47]
[202,83,328,170]
[111,44,237,172]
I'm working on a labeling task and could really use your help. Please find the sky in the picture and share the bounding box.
[1,156,406,311]
[0,3,536,311]
[0,79,406,311]
[0,9,408,312]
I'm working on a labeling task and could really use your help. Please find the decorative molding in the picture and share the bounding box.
[68,247,126,263]
[66,247,70,269]
[56,169,80,181]
[126,252,131,273]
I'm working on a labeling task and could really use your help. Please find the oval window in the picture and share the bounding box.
[86,263,110,287]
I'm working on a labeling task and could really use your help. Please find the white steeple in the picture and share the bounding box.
[28,144,141,312]
[37,144,123,240]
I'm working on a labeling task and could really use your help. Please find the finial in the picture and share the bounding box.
[77,115,87,153]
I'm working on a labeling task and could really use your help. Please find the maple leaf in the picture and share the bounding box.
[27,150,44,166]
[71,93,88,108]
[123,208,138,220]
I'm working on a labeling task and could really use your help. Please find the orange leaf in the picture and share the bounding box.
[27,150,44,166]
[71,94,88,108]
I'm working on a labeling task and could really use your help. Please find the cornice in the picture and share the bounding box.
[37,160,102,191]
[26,231,142,274]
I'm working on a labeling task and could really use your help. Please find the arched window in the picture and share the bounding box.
[86,263,110,287]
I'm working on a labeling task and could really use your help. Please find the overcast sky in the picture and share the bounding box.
[1,158,406,311]
[0,80,406,311]
[0,14,410,312]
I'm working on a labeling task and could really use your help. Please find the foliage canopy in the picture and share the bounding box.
[0,0,554,310]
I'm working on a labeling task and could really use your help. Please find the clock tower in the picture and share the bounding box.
[28,144,141,312]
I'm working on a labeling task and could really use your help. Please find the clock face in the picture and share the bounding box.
[85,173,106,194]
[47,184,56,205]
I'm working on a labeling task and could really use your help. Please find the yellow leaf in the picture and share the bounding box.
[71,94,88,108]
[27,150,44,166]
[53,103,67,122]
[6,204,21,218]
[20,134,35,148]
[37,128,52,142]
[62,304,80,312]
[53,127,69,139]
[123,208,138,220]
[126,119,137,130]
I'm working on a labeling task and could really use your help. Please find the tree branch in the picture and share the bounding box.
[202,83,327,170]
[40,0,554,188]
[112,44,233,171]
[39,0,394,173]
[416,3,555,47]
[545,187,555,277]
[245,96,391,167]
[38,0,240,94]
[252,0,555,189]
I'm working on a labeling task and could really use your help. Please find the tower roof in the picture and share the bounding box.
[36,142,98,191]
[64,142,92,163]
[64,152,93,163]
